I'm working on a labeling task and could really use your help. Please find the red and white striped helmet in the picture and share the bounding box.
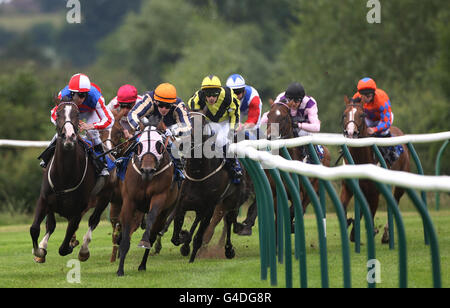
[68,73,91,93]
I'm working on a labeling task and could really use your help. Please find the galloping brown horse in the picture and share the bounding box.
[116,125,179,276]
[30,100,110,263]
[265,100,331,226]
[99,108,140,262]
[171,112,246,262]
[341,96,410,243]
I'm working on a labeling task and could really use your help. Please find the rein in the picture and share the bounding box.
[131,155,173,176]
[47,146,89,195]
[183,159,226,182]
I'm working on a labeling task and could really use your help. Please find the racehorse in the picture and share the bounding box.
[341,96,410,243]
[30,99,110,263]
[265,100,331,227]
[170,111,246,262]
[99,109,142,262]
[116,125,179,276]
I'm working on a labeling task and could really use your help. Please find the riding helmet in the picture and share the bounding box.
[357,77,377,95]
[154,83,177,103]
[285,82,305,100]
[68,73,91,93]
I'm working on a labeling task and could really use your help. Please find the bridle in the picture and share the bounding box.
[342,102,367,138]
[184,111,226,182]
[56,102,79,137]
[131,127,172,176]
[267,102,293,140]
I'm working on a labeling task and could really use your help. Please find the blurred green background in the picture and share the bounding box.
[0,0,448,214]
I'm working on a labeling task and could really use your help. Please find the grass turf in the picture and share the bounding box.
[0,209,448,288]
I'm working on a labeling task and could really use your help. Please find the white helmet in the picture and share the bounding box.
[226,74,246,90]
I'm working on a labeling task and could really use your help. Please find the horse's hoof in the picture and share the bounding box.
[34,256,46,263]
[225,246,235,259]
[59,246,73,257]
[233,222,245,234]
[78,250,90,262]
[138,241,151,249]
[117,270,124,277]
[180,244,190,257]
[33,248,47,259]
[138,265,146,272]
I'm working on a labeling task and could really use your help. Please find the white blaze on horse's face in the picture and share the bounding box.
[346,107,357,138]
[63,104,77,146]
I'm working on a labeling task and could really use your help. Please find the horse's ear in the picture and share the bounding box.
[344,95,350,105]
[54,93,61,105]
[269,98,274,106]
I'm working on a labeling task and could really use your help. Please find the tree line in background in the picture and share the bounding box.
[0,0,448,213]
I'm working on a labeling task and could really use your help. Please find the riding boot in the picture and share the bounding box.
[37,135,57,168]
[167,145,185,184]
[224,157,242,184]
[93,144,109,177]
[173,157,185,183]
[377,132,399,166]
[223,146,242,184]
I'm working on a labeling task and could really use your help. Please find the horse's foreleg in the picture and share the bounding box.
[190,207,215,263]
[339,180,354,227]
[117,200,135,277]
[110,202,122,263]
[30,196,49,262]
[59,215,82,256]
[171,202,187,246]
[202,203,225,246]
[78,193,112,262]
[224,209,237,259]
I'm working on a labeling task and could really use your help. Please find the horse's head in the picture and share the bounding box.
[266,101,293,140]
[55,98,80,150]
[342,96,367,138]
[134,126,166,182]
[188,110,214,158]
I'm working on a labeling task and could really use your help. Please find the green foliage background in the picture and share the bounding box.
[0,0,448,213]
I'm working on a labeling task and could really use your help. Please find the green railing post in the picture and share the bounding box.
[407,142,430,246]
[268,169,293,288]
[242,158,278,286]
[341,145,361,253]
[375,182,408,288]
[435,140,449,211]
[307,143,327,218]
[372,144,395,250]
[298,174,329,288]
[279,169,308,288]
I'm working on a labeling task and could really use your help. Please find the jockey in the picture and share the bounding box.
[352,77,399,164]
[38,73,114,177]
[107,84,143,139]
[127,82,191,183]
[187,74,242,183]
[261,82,322,163]
[226,74,263,140]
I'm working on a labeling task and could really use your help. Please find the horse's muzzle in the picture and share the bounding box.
[141,168,156,182]
[62,134,77,150]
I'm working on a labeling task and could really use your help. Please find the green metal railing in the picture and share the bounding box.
[237,140,442,288]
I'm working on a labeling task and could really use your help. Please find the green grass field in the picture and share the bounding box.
[0,209,448,288]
